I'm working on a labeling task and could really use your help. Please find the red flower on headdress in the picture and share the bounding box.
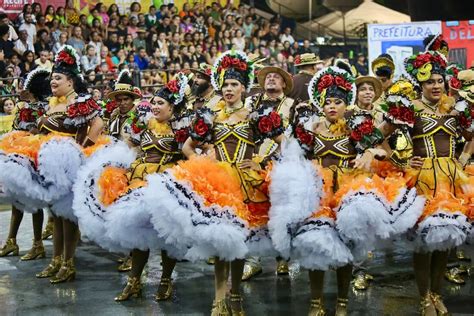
[294,56,301,65]
[431,35,444,51]
[450,77,462,90]
[205,68,212,76]
[432,54,447,68]
[166,80,179,93]
[221,56,232,68]
[413,53,431,68]
[19,108,34,122]
[317,74,334,92]
[239,61,247,71]
[359,120,374,134]
[58,51,75,65]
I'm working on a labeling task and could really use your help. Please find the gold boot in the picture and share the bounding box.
[41,221,54,240]
[36,255,62,278]
[335,298,348,316]
[117,256,132,272]
[308,298,326,316]
[21,240,46,261]
[276,259,289,275]
[154,278,173,301]
[445,267,465,285]
[207,257,216,265]
[0,238,19,257]
[50,258,76,284]
[420,293,436,316]
[430,292,448,316]
[241,263,262,281]
[115,276,142,301]
[211,298,230,316]
[353,272,373,290]
[229,292,245,316]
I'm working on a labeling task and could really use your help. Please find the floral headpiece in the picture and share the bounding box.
[155,72,189,107]
[404,50,447,85]
[380,79,416,127]
[23,68,52,102]
[446,64,464,91]
[211,50,254,92]
[308,66,356,109]
[371,54,395,79]
[424,34,449,57]
[53,45,81,77]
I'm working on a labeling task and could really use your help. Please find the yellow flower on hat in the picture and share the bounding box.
[416,63,432,82]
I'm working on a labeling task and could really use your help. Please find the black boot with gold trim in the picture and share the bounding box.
[154,278,173,301]
[335,298,348,316]
[308,298,326,316]
[229,292,245,316]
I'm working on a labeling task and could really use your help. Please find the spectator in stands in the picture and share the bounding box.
[52,31,68,54]
[99,46,115,71]
[33,29,52,56]
[18,50,36,76]
[0,24,16,60]
[354,53,368,76]
[133,29,147,52]
[280,27,295,45]
[105,33,120,55]
[0,13,18,42]
[14,29,33,56]
[19,13,36,44]
[81,45,100,72]
[145,6,158,30]
[45,5,55,22]
[298,39,312,54]
[34,49,53,71]
[88,31,103,58]
[67,26,86,56]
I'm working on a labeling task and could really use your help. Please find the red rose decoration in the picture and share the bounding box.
[414,53,431,68]
[388,106,400,118]
[205,69,212,76]
[166,80,179,93]
[194,118,209,136]
[131,122,141,134]
[432,38,441,50]
[359,120,374,134]
[294,56,301,65]
[269,111,281,128]
[19,109,33,122]
[77,103,90,115]
[350,130,362,142]
[317,74,334,92]
[67,105,79,117]
[106,100,118,113]
[295,126,314,146]
[335,76,345,87]
[453,67,459,76]
[450,77,461,90]
[221,56,231,68]
[231,58,240,66]
[64,56,75,65]
[239,61,247,71]
[258,116,273,134]
[174,128,189,143]
[400,108,415,124]
[344,82,353,91]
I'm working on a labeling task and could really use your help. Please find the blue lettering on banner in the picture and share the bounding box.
[369,23,439,40]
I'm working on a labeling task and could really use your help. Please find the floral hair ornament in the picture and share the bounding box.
[308,65,356,109]
[156,72,189,106]
[53,45,82,77]
[404,50,447,85]
[211,50,255,93]
[423,34,449,58]
[380,78,417,127]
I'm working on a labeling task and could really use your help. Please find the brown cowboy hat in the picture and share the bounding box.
[355,76,383,102]
[257,66,293,96]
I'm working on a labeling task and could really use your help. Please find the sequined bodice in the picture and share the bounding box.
[139,129,182,165]
[213,121,255,163]
[411,113,457,158]
[313,134,357,168]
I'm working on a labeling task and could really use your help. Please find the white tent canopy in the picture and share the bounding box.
[303,0,411,39]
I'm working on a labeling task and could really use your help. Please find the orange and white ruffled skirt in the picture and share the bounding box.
[0,130,110,219]
[268,139,425,270]
[404,157,471,252]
